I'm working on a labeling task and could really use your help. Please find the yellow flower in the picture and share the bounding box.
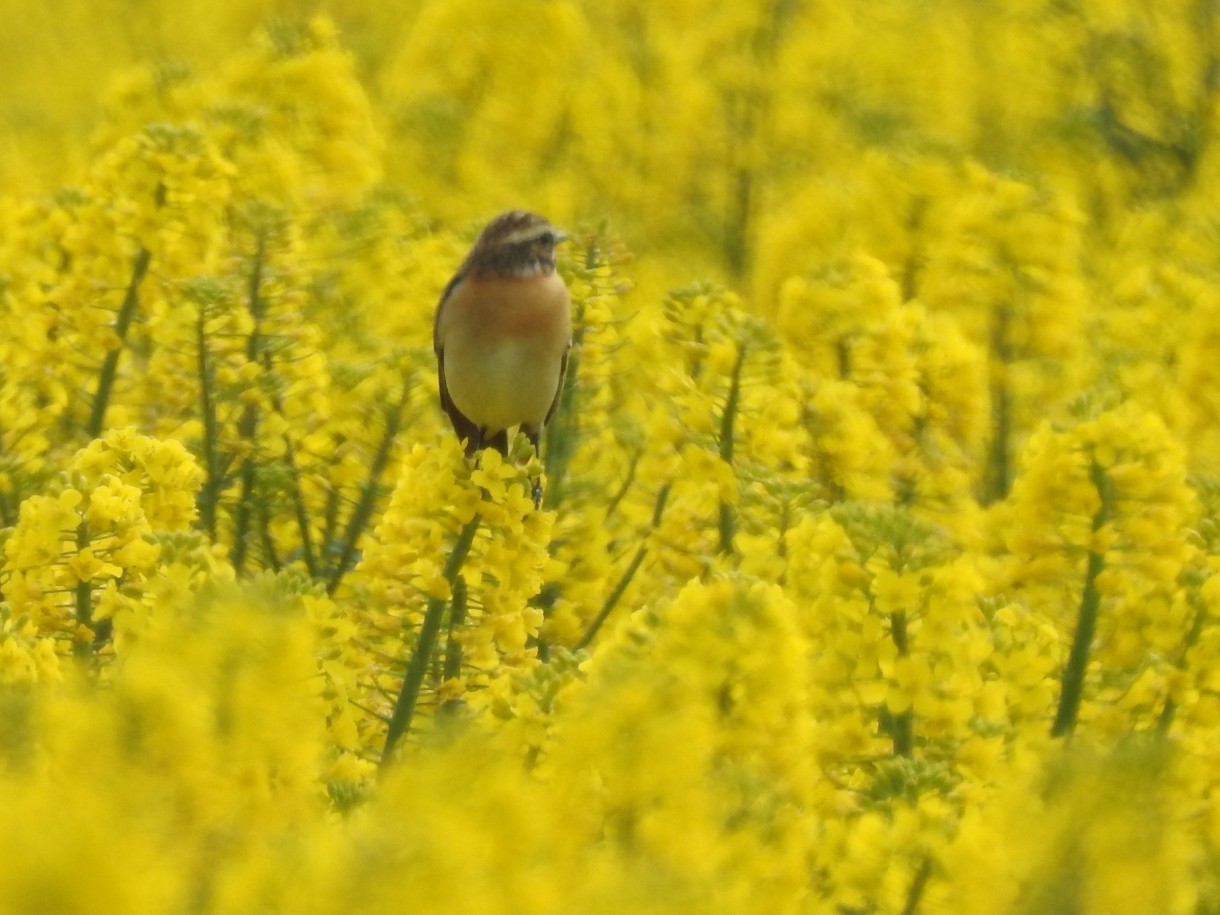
[65,547,122,584]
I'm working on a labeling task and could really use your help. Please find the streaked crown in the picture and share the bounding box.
[463,210,567,279]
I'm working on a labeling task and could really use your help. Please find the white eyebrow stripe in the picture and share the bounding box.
[500,225,550,245]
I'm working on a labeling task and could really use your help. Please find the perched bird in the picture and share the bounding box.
[433,210,572,471]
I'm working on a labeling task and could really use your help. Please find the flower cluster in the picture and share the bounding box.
[2,428,203,663]
[0,6,1218,914]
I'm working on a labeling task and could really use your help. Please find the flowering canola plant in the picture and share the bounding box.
[1,4,1220,913]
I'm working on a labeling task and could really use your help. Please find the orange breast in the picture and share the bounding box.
[453,274,569,340]
[437,272,572,432]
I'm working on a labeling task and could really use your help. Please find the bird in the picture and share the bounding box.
[433,210,572,497]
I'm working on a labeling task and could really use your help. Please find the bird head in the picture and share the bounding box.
[465,210,568,279]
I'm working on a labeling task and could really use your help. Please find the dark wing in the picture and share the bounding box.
[433,272,464,357]
[435,273,483,455]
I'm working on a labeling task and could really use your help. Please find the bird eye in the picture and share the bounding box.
[539,230,555,245]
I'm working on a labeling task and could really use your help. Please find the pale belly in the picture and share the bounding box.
[438,272,571,433]
[444,334,566,432]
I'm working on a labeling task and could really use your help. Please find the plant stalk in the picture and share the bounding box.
[1052,459,1112,738]
[196,303,220,539]
[88,247,151,437]
[576,482,670,650]
[381,515,481,765]
[326,379,410,595]
[230,236,267,573]
[717,341,748,555]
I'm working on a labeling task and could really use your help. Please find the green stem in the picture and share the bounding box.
[805,397,846,504]
[717,341,748,556]
[260,369,319,577]
[258,499,281,571]
[604,447,642,521]
[0,416,13,528]
[230,439,257,573]
[326,380,410,595]
[196,303,220,540]
[835,338,852,379]
[889,609,914,757]
[717,502,736,558]
[1158,590,1209,734]
[900,197,928,302]
[72,522,93,662]
[576,548,647,652]
[88,247,151,438]
[544,300,585,508]
[576,482,670,651]
[437,574,469,717]
[381,515,481,766]
[984,305,1013,504]
[229,236,267,574]
[281,434,318,577]
[900,857,933,915]
[1052,459,1112,738]
[256,298,318,577]
[322,482,341,556]
[0,489,13,528]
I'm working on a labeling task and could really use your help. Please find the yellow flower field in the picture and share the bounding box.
[1,2,1219,912]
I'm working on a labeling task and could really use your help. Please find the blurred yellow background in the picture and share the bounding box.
[6,0,1215,301]
[1,5,1219,912]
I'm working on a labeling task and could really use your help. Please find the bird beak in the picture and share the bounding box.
[553,229,569,244]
